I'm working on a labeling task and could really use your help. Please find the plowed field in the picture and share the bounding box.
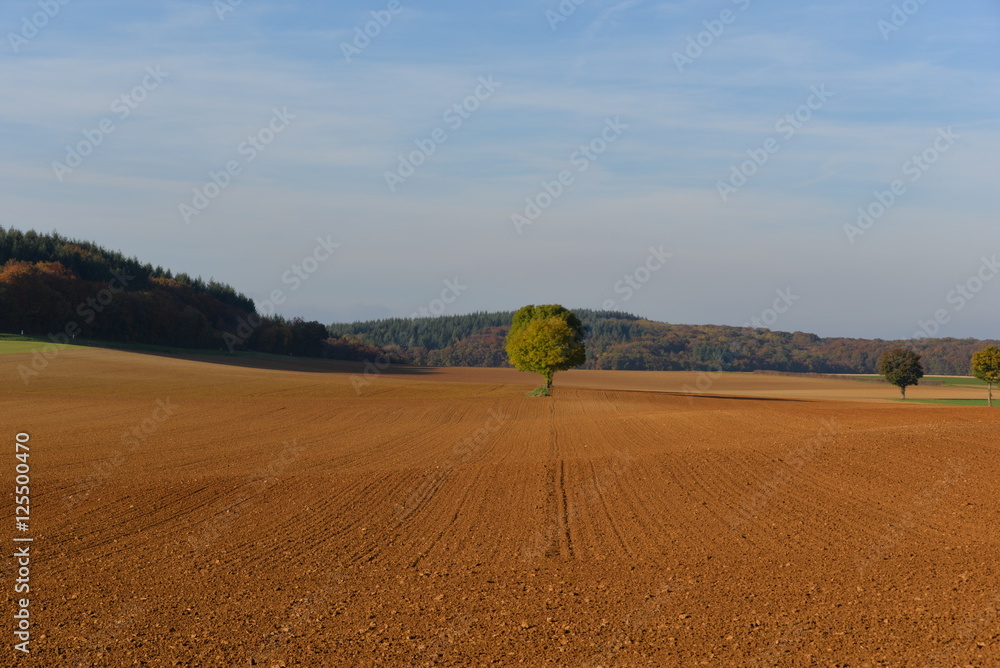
[3,346,998,666]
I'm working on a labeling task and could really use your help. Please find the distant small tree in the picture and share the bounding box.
[877,347,924,400]
[505,304,586,393]
[970,345,1000,407]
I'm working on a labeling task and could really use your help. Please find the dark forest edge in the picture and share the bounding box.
[2,227,996,375]
[0,227,373,360]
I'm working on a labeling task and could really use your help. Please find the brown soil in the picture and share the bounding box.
[3,347,998,666]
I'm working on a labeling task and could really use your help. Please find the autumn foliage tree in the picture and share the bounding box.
[970,346,1000,407]
[505,304,586,393]
[0,227,333,357]
[877,347,924,400]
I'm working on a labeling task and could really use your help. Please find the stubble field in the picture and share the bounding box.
[3,345,998,666]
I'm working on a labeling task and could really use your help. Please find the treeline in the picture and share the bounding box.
[0,227,366,359]
[7,227,994,373]
[0,228,254,312]
[329,311,998,376]
[328,310,640,367]
[328,309,638,366]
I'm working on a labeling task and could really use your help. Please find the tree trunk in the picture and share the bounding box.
[545,372,553,390]
[900,385,906,400]
[989,382,993,408]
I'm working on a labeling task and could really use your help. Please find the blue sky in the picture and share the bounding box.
[2,0,999,339]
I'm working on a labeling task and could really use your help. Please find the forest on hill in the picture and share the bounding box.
[329,311,998,376]
[0,227,333,356]
[3,227,994,375]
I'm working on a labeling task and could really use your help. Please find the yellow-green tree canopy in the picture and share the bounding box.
[971,345,1000,407]
[877,347,924,400]
[505,305,586,391]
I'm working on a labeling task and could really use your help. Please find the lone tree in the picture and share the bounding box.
[877,347,924,400]
[971,345,1000,407]
[505,304,586,393]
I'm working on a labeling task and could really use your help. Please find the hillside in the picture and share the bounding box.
[0,227,331,356]
[329,311,998,376]
[4,227,994,375]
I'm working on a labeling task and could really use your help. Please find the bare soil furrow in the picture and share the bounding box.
[2,350,998,666]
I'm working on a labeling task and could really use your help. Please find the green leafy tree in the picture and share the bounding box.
[505,304,586,392]
[970,345,1000,407]
[877,347,924,400]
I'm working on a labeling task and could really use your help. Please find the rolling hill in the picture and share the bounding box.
[329,312,998,376]
[3,226,995,375]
